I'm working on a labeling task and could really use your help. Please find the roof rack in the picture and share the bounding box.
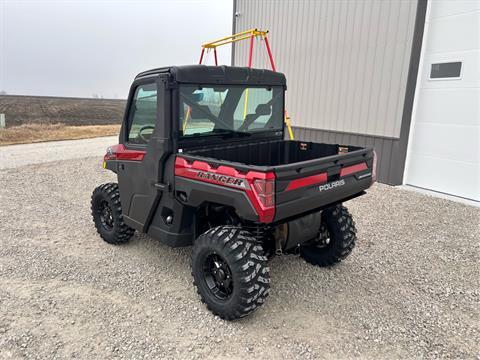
[196,28,294,140]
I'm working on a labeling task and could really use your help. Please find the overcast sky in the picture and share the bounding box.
[0,0,233,98]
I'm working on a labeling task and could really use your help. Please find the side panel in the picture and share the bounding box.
[146,155,196,247]
[175,177,259,222]
[174,156,275,223]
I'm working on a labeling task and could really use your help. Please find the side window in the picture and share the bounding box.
[128,83,157,145]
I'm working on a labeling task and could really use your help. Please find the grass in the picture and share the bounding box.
[0,123,120,146]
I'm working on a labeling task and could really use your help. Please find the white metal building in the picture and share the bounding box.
[404,1,479,201]
[231,0,479,202]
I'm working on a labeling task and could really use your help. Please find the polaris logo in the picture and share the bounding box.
[196,171,248,189]
[319,179,346,192]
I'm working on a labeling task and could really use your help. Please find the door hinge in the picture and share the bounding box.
[163,80,176,90]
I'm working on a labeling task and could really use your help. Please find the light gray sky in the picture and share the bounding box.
[0,0,233,98]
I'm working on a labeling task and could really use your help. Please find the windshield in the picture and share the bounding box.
[179,85,284,138]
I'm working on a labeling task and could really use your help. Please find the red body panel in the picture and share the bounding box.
[175,157,275,223]
[284,162,368,192]
[104,144,146,161]
[340,162,368,177]
[286,173,328,191]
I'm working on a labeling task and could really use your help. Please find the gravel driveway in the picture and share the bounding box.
[0,138,479,359]
[0,136,116,170]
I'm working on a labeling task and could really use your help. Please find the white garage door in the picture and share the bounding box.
[405,0,480,202]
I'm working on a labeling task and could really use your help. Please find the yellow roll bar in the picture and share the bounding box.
[202,29,268,49]
[184,28,295,140]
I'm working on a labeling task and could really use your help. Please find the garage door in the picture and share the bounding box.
[405,1,480,202]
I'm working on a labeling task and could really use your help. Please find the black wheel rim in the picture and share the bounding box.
[312,224,332,252]
[98,200,114,231]
[202,253,233,301]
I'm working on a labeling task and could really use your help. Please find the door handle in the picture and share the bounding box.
[154,183,166,190]
[151,181,169,191]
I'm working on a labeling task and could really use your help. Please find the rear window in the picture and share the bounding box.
[179,84,284,138]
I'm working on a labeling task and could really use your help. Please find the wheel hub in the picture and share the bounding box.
[315,224,331,248]
[214,268,226,281]
[99,201,114,231]
[203,254,233,300]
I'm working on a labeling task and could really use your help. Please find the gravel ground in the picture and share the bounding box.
[0,143,479,359]
[0,136,116,170]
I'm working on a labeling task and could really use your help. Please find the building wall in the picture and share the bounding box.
[233,0,427,184]
[404,0,480,201]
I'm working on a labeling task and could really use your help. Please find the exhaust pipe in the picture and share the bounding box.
[275,236,283,255]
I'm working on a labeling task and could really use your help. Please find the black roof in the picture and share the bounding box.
[135,65,286,86]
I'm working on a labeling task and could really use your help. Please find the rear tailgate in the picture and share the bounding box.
[273,147,375,222]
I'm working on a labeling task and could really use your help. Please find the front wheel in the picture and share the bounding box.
[91,183,134,244]
[300,205,357,267]
[191,226,270,320]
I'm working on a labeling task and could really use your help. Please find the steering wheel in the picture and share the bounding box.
[138,125,155,143]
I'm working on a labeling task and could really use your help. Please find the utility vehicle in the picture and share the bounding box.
[91,65,376,320]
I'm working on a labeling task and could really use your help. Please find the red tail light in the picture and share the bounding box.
[372,150,377,185]
[103,144,145,161]
[253,179,275,208]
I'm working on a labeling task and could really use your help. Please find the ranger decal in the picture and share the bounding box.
[196,171,249,189]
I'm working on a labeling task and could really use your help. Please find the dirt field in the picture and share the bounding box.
[0,124,120,146]
[0,95,126,127]
[0,138,478,359]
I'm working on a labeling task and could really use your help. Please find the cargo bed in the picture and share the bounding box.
[178,139,375,222]
[184,139,364,166]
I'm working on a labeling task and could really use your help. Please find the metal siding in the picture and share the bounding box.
[389,0,428,185]
[233,0,417,139]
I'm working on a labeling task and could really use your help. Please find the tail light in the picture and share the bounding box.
[371,150,377,185]
[246,171,276,223]
[253,179,275,208]
[103,144,145,161]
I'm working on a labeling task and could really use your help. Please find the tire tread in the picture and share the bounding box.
[192,225,270,320]
[91,183,134,244]
[300,205,357,267]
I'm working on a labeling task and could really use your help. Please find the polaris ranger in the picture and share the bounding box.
[91,65,376,320]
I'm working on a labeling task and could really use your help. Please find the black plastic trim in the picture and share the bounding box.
[175,177,259,222]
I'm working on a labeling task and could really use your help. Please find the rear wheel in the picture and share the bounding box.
[192,226,270,320]
[91,183,134,244]
[300,205,356,267]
